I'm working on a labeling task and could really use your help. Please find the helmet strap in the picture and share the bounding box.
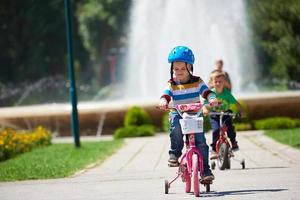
[170,63,176,84]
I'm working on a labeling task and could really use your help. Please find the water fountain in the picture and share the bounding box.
[0,1,299,137]
[124,0,258,100]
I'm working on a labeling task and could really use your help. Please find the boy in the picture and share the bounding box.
[206,70,244,159]
[208,59,232,91]
[158,46,218,181]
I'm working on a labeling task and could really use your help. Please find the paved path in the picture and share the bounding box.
[1,131,300,200]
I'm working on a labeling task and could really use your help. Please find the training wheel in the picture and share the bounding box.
[241,159,245,169]
[211,161,216,170]
[164,180,169,194]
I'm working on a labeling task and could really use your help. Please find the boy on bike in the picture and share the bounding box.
[205,70,244,159]
[158,46,218,181]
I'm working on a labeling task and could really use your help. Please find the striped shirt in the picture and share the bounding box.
[161,76,216,106]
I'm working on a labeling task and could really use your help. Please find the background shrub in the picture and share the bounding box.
[124,106,152,127]
[254,117,300,130]
[235,123,253,131]
[113,106,155,138]
[114,125,155,139]
[162,112,169,132]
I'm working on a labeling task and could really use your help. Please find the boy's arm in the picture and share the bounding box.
[158,82,172,110]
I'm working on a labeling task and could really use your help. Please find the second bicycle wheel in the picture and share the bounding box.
[217,143,229,170]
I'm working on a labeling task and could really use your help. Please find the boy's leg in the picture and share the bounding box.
[209,116,220,151]
[224,116,238,150]
[195,133,214,181]
[169,113,184,162]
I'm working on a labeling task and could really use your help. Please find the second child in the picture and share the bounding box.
[205,70,244,159]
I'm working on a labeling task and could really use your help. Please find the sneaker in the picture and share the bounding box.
[210,151,218,160]
[232,141,239,151]
[168,154,178,164]
[201,173,215,181]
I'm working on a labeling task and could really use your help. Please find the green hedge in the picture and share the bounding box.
[124,106,152,127]
[254,117,300,130]
[114,125,155,139]
[113,106,155,138]
[235,123,253,131]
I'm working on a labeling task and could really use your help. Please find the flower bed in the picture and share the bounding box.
[0,126,51,161]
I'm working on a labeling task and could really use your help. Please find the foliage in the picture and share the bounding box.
[162,112,170,132]
[235,123,253,131]
[124,106,152,127]
[0,140,123,181]
[247,0,300,82]
[0,0,130,101]
[254,117,300,130]
[0,126,51,161]
[113,106,155,138]
[265,128,300,149]
[113,125,155,139]
[203,115,211,132]
[76,0,130,61]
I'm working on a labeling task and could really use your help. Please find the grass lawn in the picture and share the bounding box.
[264,128,300,150]
[0,140,123,182]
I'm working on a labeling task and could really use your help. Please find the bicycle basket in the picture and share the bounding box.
[179,117,203,134]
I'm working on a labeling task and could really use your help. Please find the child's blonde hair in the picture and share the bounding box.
[209,70,225,82]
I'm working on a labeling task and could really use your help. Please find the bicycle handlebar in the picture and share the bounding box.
[209,111,240,119]
[168,103,204,118]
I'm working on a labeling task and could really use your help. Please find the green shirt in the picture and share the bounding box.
[209,88,237,111]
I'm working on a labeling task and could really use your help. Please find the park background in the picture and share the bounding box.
[0,0,299,139]
[0,1,300,194]
[0,0,299,107]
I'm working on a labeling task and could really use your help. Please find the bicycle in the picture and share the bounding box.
[163,102,212,197]
[209,111,245,170]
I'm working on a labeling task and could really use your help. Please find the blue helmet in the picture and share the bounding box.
[168,46,195,64]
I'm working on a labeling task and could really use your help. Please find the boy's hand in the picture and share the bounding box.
[203,105,210,116]
[158,98,168,110]
[208,98,220,107]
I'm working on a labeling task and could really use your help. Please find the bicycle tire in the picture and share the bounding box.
[184,168,191,193]
[192,154,200,197]
[217,143,229,170]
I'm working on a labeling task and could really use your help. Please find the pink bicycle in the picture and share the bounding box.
[164,103,212,197]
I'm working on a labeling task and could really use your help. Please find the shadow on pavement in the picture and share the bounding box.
[226,166,288,171]
[201,188,287,197]
[242,166,288,170]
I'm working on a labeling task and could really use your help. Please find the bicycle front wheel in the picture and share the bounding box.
[217,143,229,170]
[192,154,200,197]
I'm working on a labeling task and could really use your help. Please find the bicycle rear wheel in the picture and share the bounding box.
[192,154,200,197]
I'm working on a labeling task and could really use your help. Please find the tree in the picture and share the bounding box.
[247,0,300,82]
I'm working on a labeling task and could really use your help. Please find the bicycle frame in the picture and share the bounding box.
[165,103,211,196]
[214,113,234,153]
